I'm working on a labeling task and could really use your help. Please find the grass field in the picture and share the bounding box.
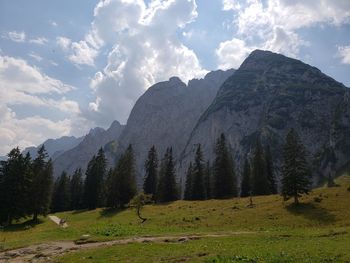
[1,175,350,262]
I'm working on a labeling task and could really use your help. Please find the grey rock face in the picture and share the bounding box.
[115,69,235,185]
[181,50,350,187]
[23,136,84,160]
[53,120,124,177]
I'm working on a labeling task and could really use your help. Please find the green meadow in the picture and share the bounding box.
[1,175,350,262]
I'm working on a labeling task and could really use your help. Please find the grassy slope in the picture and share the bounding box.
[1,175,350,262]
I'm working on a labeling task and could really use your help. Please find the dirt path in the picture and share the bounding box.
[48,216,68,228]
[0,232,253,263]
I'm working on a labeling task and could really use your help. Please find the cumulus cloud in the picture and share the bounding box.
[0,55,85,155]
[2,31,26,42]
[218,0,350,68]
[338,45,350,64]
[216,38,253,69]
[67,0,207,126]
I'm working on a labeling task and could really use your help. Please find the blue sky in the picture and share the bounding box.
[0,0,350,155]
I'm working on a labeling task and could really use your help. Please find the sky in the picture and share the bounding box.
[0,0,350,155]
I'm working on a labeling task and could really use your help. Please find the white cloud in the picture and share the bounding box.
[56,36,98,66]
[28,52,43,62]
[50,20,58,27]
[68,40,98,66]
[74,0,207,126]
[2,31,26,42]
[216,38,253,69]
[0,55,86,155]
[29,37,48,45]
[56,36,72,51]
[218,0,350,67]
[338,45,350,64]
[222,0,241,11]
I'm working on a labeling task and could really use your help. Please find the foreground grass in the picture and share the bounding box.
[56,232,350,263]
[1,175,350,262]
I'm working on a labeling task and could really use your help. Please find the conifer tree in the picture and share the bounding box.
[83,148,107,210]
[204,161,212,199]
[106,168,119,208]
[265,145,277,194]
[157,147,178,202]
[192,144,206,200]
[282,129,311,204]
[30,146,53,222]
[213,134,237,199]
[251,137,270,196]
[240,158,251,197]
[0,148,32,225]
[70,168,83,210]
[184,162,193,200]
[51,171,71,212]
[115,145,137,207]
[143,146,158,198]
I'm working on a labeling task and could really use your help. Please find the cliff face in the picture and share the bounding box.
[180,50,350,186]
[115,69,235,184]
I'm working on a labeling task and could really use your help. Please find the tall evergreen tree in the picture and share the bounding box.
[0,148,32,225]
[106,168,118,208]
[184,162,193,200]
[51,171,71,213]
[213,134,237,199]
[265,145,277,194]
[143,146,158,198]
[192,144,206,200]
[251,137,270,196]
[157,147,178,202]
[240,158,251,197]
[204,161,212,199]
[282,129,311,204]
[70,168,83,210]
[115,145,137,207]
[30,146,53,222]
[83,148,107,210]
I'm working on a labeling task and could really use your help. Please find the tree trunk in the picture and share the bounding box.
[294,194,299,205]
[32,212,38,222]
[137,207,147,223]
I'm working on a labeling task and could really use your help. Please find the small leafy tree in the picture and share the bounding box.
[129,193,153,223]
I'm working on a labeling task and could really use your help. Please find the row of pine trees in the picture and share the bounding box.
[0,128,311,225]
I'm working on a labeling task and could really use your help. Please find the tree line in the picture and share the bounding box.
[0,128,311,225]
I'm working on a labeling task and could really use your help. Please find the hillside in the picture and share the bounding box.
[1,174,349,262]
[181,50,350,186]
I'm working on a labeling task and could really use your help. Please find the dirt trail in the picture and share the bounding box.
[0,232,253,263]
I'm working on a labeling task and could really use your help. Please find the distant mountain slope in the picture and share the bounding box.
[53,120,124,177]
[181,50,350,186]
[115,69,235,184]
[23,136,84,160]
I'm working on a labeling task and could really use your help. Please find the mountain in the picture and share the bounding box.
[53,120,124,177]
[180,50,350,187]
[23,136,84,160]
[115,69,235,184]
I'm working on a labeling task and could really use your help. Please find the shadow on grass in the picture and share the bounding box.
[3,218,44,232]
[286,203,335,224]
[71,209,89,214]
[99,207,125,218]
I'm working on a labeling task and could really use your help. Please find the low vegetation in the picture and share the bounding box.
[0,175,349,262]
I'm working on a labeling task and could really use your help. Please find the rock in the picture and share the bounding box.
[180,50,350,187]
